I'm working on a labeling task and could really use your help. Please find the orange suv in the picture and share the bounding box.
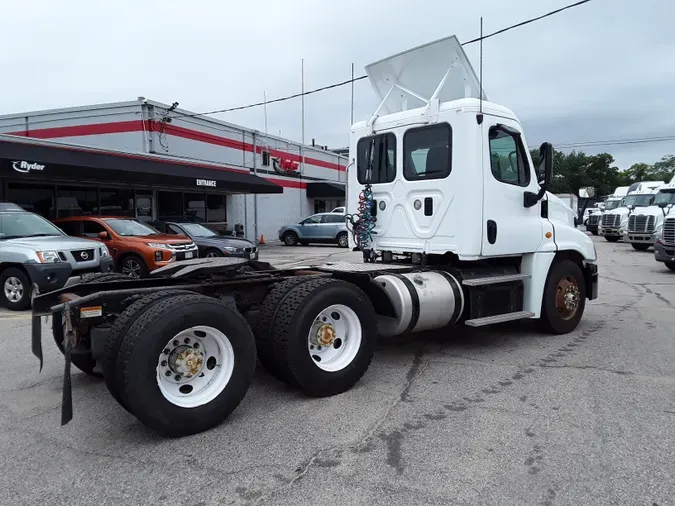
[54,216,199,278]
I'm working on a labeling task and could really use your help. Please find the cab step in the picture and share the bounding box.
[464,310,535,327]
[462,273,530,286]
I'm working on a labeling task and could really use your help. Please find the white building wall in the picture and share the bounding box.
[0,99,348,243]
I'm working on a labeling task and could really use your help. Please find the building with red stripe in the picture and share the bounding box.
[0,98,347,242]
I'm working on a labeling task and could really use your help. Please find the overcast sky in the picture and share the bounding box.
[1,0,673,169]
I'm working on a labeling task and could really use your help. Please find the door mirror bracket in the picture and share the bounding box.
[524,142,553,208]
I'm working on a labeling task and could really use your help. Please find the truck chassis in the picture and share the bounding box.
[31,255,597,437]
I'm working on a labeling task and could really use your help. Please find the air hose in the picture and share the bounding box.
[345,184,377,250]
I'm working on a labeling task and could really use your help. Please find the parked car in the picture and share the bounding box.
[0,206,113,310]
[150,221,259,260]
[53,216,199,278]
[278,212,349,247]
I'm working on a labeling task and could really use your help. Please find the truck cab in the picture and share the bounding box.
[600,183,661,242]
[347,35,597,331]
[624,179,675,250]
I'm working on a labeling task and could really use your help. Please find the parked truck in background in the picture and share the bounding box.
[589,186,629,236]
[600,183,662,242]
[624,177,675,250]
[29,35,599,438]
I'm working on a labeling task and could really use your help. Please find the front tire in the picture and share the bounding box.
[204,248,223,258]
[255,277,377,397]
[118,254,149,278]
[604,236,620,243]
[0,267,32,311]
[283,231,299,246]
[115,293,256,437]
[538,259,587,334]
[591,230,599,236]
[631,243,650,251]
[666,261,675,272]
[336,232,349,248]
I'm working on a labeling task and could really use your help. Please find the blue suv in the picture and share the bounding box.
[278,213,349,247]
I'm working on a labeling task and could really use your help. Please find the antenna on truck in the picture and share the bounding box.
[477,17,484,125]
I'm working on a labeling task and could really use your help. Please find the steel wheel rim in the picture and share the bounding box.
[3,277,24,302]
[156,325,235,408]
[555,275,580,320]
[122,259,142,278]
[307,304,362,372]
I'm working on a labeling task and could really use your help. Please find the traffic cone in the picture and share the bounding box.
[259,234,265,245]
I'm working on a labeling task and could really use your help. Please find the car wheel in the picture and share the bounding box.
[666,261,675,272]
[283,231,299,246]
[205,249,223,258]
[0,267,32,311]
[336,232,349,248]
[119,255,148,278]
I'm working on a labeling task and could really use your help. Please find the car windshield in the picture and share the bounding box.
[654,190,675,206]
[0,212,64,239]
[624,194,654,208]
[105,219,160,236]
[181,223,217,237]
[604,200,620,210]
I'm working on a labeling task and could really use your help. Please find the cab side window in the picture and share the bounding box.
[489,126,531,187]
[403,123,452,181]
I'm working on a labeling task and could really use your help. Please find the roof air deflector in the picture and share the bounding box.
[364,35,487,117]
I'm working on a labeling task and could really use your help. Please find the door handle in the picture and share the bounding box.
[487,220,497,244]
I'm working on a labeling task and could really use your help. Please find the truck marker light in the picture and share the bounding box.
[545,232,552,239]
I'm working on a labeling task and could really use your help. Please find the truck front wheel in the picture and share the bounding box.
[605,236,620,242]
[115,293,256,437]
[631,243,650,251]
[255,278,377,397]
[538,259,587,335]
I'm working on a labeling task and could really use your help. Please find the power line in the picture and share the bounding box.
[171,0,594,121]
[554,136,675,149]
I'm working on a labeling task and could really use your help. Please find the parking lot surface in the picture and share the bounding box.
[1,238,674,505]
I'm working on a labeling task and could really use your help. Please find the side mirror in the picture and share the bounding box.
[98,231,110,240]
[537,142,553,187]
[627,204,635,211]
[579,187,596,199]
[658,201,668,208]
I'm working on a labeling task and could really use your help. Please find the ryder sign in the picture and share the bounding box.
[12,160,45,174]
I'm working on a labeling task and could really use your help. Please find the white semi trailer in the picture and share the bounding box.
[30,35,599,437]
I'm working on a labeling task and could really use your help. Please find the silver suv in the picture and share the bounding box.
[0,206,114,310]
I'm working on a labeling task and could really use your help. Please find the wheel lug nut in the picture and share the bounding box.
[163,349,170,355]
[165,371,172,376]
[175,375,181,381]
[184,338,191,344]
[161,360,167,367]
[173,340,179,346]
[193,342,199,348]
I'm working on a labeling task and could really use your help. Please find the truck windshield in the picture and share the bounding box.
[604,200,620,211]
[0,212,64,239]
[105,219,160,236]
[623,194,654,208]
[654,190,675,206]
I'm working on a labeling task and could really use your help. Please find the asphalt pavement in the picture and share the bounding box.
[1,238,674,505]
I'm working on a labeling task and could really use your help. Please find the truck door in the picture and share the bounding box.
[481,118,544,256]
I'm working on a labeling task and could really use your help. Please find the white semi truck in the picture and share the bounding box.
[587,186,629,235]
[600,182,663,242]
[30,35,599,437]
[624,177,675,250]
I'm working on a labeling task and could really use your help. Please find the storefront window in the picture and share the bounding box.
[184,192,206,223]
[55,185,98,217]
[6,182,55,218]
[136,191,154,223]
[99,188,134,217]
[206,194,227,223]
[158,191,183,221]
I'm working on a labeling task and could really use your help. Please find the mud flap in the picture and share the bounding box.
[61,304,74,426]
[31,314,43,372]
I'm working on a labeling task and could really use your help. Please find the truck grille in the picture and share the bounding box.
[71,249,95,262]
[588,214,600,226]
[628,214,655,233]
[664,217,675,245]
[601,214,620,228]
